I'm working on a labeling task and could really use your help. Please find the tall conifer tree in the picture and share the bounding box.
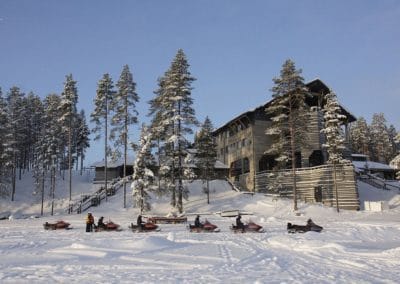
[59,74,78,204]
[266,59,308,211]
[91,74,115,201]
[195,116,217,204]
[111,65,139,208]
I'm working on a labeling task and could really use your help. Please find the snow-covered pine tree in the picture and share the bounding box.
[148,76,168,195]
[131,124,154,214]
[111,65,139,208]
[350,117,370,156]
[5,86,26,201]
[265,59,308,211]
[91,73,116,201]
[25,93,44,170]
[157,49,198,213]
[75,110,90,176]
[194,116,217,204]
[387,124,398,161]
[369,113,392,163]
[41,94,64,215]
[0,87,11,198]
[320,91,347,212]
[58,74,78,203]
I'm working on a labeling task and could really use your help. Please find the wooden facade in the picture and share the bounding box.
[213,79,357,192]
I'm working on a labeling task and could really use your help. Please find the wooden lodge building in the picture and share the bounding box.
[213,79,361,210]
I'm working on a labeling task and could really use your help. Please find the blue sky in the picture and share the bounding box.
[1,0,399,165]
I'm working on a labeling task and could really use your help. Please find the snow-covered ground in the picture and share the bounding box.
[1,171,400,283]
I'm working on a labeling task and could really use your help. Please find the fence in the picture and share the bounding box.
[254,163,360,210]
[67,178,125,214]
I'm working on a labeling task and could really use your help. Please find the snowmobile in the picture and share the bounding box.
[230,221,264,233]
[129,222,160,233]
[188,220,220,233]
[287,218,323,233]
[95,221,122,232]
[43,220,71,230]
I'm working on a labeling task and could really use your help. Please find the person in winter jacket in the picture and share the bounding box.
[97,216,105,229]
[236,214,245,231]
[86,213,94,232]
[194,215,202,227]
[137,215,144,229]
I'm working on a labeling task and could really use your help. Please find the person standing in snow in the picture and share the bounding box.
[86,212,94,232]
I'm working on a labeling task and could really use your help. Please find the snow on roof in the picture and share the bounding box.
[91,156,135,168]
[352,161,395,171]
[214,160,229,169]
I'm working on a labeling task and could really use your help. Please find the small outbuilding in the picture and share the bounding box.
[92,157,135,183]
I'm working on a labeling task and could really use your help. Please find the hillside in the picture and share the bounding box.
[1,171,400,283]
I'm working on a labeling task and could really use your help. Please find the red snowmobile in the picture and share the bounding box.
[43,220,71,230]
[287,218,323,233]
[95,221,122,232]
[230,221,264,233]
[188,220,220,233]
[129,222,160,233]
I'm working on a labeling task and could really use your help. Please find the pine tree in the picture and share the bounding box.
[75,110,90,176]
[148,76,168,194]
[154,49,198,213]
[321,91,347,212]
[26,93,44,170]
[131,124,154,213]
[111,65,139,208]
[58,74,78,203]
[6,86,26,201]
[350,117,370,156]
[387,124,398,161]
[265,59,308,211]
[91,73,115,201]
[41,94,64,215]
[194,117,217,204]
[0,87,11,198]
[369,113,392,163]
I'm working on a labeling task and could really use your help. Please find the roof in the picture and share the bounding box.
[213,78,356,135]
[352,161,395,172]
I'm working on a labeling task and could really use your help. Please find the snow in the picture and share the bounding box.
[1,171,400,283]
[353,160,395,171]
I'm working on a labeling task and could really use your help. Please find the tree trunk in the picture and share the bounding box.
[177,100,183,213]
[104,90,108,202]
[123,99,128,208]
[41,170,45,216]
[333,162,340,213]
[206,177,210,204]
[69,117,72,202]
[80,154,84,176]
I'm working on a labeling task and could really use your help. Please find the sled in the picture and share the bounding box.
[147,216,187,224]
[287,219,323,233]
[129,222,160,232]
[188,220,220,233]
[43,220,71,230]
[95,221,122,232]
[230,221,264,233]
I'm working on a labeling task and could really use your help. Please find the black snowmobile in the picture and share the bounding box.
[287,218,323,233]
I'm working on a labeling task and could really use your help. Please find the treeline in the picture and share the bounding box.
[0,78,90,207]
[350,114,399,164]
